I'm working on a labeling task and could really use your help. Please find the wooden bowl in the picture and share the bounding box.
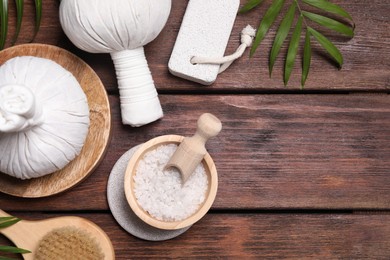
[124,135,218,230]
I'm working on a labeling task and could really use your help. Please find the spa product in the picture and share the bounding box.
[125,135,218,230]
[0,209,114,260]
[107,145,191,241]
[169,0,244,85]
[166,113,222,182]
[59,0,171,127]
[0,56,90,180]
[134,144,208,222]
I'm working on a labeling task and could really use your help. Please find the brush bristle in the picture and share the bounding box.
[35,227,105,260]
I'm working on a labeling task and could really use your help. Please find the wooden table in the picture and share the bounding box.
[1,1,389,258]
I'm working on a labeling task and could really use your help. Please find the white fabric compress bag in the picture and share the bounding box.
[0,56,90,180]
[59,0,172,127]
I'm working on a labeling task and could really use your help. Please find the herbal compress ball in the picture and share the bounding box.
[0,56,90,180]
[59,0,172,127]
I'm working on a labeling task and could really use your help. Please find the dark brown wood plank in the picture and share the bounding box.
[1,213,389,259]
[4,1,389,92]
[1,94,389,210]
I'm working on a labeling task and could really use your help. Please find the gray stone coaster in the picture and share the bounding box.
[107,145,191,241]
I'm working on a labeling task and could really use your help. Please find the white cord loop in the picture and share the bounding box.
[191,25,256,74]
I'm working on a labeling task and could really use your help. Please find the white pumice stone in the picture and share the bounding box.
[169,0,240,85]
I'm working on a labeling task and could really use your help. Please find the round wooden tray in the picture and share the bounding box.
[0,44,111,198]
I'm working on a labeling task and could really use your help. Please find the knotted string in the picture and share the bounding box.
[190,25,256,73]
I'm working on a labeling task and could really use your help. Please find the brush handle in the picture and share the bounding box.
[0,209,10,217]
[0,209,27,250]
[0,209,43,260]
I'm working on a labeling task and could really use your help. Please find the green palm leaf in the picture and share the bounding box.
[0,0,8,50]
[0,217,15,222]
[302,11,354,37]
[302,30,312,87]
[250,0,285,57]
[269,2,296,75]
[0,246,30,254]
[308,26,343,67]
[12,0,23,44]
[284,16,303,86]
[0,217,30,258]
[241,0,354,87]
[302,0,353,20]
[239,0,264,14]
[0,0,41,49]
[0,217,20,229]
[33,0,42,40]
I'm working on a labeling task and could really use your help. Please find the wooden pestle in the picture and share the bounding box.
[166,113,222,183]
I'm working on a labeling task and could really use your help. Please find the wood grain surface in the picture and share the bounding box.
[0,95,388,210]
[0,213,389,259]
[0,1,389,259]
[0,44,111,198]
[146,0,390,92]
[4,1,388,92]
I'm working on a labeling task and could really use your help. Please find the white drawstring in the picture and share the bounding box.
[190,25,256,74]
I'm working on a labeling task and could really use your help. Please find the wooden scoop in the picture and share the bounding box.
[0,209,115,260]
[166,113,222,182]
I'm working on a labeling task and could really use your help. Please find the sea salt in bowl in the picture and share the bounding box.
[124,135,218,230]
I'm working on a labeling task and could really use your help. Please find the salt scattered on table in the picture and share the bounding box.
[133,144,208,222]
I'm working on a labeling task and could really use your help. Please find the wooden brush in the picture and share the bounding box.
[0,209,114,260]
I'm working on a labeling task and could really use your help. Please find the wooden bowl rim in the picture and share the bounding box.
[124,135,218,230]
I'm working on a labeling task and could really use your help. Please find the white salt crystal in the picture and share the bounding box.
[133,144,208,222]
